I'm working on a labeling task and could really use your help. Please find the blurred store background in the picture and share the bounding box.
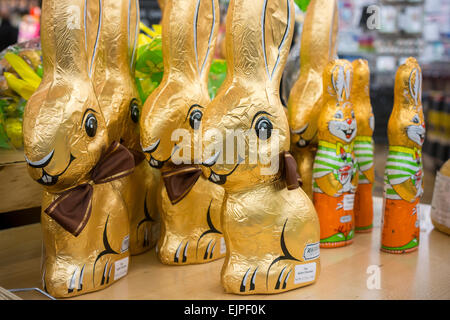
[141,0,450,203]
[0,0,449,228]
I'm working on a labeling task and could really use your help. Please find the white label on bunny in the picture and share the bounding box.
[343,194,355,211]
[294,263,317,284]
[121,235,129,253]
[303,242,320,261]
[114,257,129,281]
[220,237,226,254]
[340,215,352,223]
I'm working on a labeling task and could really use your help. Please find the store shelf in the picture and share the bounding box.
[0,149,42,214]
[0,197,449,300]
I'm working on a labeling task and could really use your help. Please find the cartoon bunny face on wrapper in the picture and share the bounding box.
[388,58,425,149]
[287,0,339,199]
[318,60,357,145]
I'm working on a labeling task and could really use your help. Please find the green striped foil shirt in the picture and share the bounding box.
[384,146,423,200]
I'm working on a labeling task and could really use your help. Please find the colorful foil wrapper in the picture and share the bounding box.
[287,0,339,199]
[313,59,358,248]
[140,0,227,265]
[352,59,375,232]
[198,0,321,294]
[22,0,159,297]
[381,57,425,254]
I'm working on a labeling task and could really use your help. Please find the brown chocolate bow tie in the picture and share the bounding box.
[128,148,146,166]
[282,151,302,190]
[161,163,202,205]
[45,141,135,236]
[161,152,301,205]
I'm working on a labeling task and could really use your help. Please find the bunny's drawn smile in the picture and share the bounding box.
[143,140,180,168]
[25,151,76,186]
[148,155,168,169]
[291,124,313,148]
[203,151,243,185]
[328,118,357,143]
[207,164,240,185]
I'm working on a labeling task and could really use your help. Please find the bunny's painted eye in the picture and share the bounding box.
[351,111,355,118]
[412,115,420,124]
[189,109,203,130]
[255,117,273,140]
[85,113,97,137]
[334,110,344,119]
[130,100,140,123]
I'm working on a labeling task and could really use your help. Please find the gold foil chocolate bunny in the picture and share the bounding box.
[313,59,358,248]
[23,0,133,297]
[89,0,161,255]
[287,0,339,199]
[140,0,226,265]
[381,57,425,254]
[352,59,375,233]
[198,0,321,294]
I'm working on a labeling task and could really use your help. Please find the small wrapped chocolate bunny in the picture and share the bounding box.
[23,0,134,297]
[140,0,226,265]
[381,57,425,254]
[287,0,339,199]
[313,59,358,248]
[352,59,375,233]
[197,0,321,294]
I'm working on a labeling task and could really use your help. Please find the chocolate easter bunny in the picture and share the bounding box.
[313,60,358,248]
[198,0,321,294]
[89,0,161,255]
[23,0,133,297]
[140,0,226,265]
[352,59,375,233]
[287,0,339,199]
[381,57,425,254]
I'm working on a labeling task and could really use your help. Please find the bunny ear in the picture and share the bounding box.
[193,0,218,78]
[84,0,102,78]
[261,0,293,82]
[329,0,339,60]
[408,67,422,107]
[161,0,219,82]
[128,0,140,72]
[226,0,294,87]
[40,0,93,78]
[330,61,352,102]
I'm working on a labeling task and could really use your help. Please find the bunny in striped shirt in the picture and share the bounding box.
[381,57,425,254]
[313,59,358,248]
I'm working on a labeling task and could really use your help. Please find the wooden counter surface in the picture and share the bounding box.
[0,198,449,300]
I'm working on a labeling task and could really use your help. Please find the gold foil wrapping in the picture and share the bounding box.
[140,0,226,265]
[287,0,339,199]
[89,0,160,255]
[313,59,358,248]
[352,59,375,232]
[381,57,425,253]
[198,0,320,294]
[22,0,158,297]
